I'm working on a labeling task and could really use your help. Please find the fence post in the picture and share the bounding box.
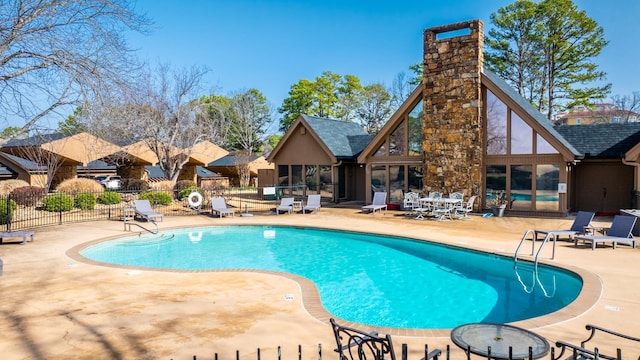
[58,192,63,225]
[6,193,12,232]
[318,343,322,360]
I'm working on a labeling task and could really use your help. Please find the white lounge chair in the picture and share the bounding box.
[0,231,34,245]
[276,197,295,214]
[133,200,164,222]
[362,192,387,214]
[533,211,595,242]
[210,197,235,218]
[303,194,321,214]
[574,215,637,250]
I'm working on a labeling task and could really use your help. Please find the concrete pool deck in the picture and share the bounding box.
[0,208,639,359]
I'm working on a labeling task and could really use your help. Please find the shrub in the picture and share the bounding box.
[10,186,46,206]
[173,180,196,199]
[75,192,96,210]
[97,191,122,205]
[138,191,172,205]
[0,199,18,224]
[55,178,103,195]
[42,193,74,212]
[177,186,204,201]
[120,178,149,192]
[0,179,30,196]
[152,180,175,191]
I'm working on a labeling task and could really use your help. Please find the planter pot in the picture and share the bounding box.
[491,205,506,217]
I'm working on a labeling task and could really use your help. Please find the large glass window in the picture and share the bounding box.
[511,165,532,210]
[536,164,559,211]
[486,90,507,155]
[389,165,405,203]
[278,165,289,186]
[374,142,386,157]
[408,100,423,156]
[319,165,332,199]
[511,112,532,154]
[486,165,507,205]
[389,122,406,156]
[536,134,558,154]
[408,166,423,193]
[305,165,318,192]
[371,165,386,194]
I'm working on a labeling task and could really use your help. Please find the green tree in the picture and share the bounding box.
[58,108,87,134]
[0,127,21,139]
[278,71,363,131]
[227,89,272,154]
[485,0,610,119]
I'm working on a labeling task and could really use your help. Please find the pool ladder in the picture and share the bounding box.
[123,205,159,235]
[514,229,558,268]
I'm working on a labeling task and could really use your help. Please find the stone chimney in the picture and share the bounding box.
[422,20,484,197]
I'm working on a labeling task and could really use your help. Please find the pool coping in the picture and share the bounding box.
[65,223,602,338]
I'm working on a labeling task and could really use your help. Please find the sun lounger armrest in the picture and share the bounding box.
[581,324,640,347]
[551,340,618,360]
[421,348,442,360]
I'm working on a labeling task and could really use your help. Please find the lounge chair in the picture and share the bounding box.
[574,215,637,250]
[303,194,321,214]
[0,231,34,245]
[552,324,640,360]
[330,318,441,360]
[210,197,235,218]
[133,200,164,222]
[276,197,295,214]
[534,211,595,242]
[362,191,387,214]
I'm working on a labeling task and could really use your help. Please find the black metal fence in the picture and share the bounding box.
[169,343,613,360]
[0,185,316,232]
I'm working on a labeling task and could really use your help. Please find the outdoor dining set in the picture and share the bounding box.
[401,191,477,221]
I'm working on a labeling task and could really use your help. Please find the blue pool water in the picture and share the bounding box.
[80,226,582,329]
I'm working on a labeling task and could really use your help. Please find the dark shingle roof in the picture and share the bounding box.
[0,152,45,171]
[208,155,259,167]
[3,132,75,147]
[555,123,640,158]
[78,160,116,171]
[483,69,582,157]
[301,115,373,159]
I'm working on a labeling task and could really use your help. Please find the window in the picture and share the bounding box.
[408,100,423,155]
[510,112,532,154]
[510,165,532,210]
[576,118,581,124]
[319,166,332,198]
[536,164,559,211]
[371,165,386,194]
[389,123,406,156]
[486,91,507,155]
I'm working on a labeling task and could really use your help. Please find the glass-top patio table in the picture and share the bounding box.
[451,323,550,360]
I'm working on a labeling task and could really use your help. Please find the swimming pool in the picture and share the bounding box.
[80,225,583,329]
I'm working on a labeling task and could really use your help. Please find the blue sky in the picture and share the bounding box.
[128,0,639,128]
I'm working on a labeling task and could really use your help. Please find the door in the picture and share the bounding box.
[574,162,633,213]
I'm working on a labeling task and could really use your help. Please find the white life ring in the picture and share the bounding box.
[187,191,203,208]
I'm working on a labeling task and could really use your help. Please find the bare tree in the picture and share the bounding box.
[389,71,413,110]
[611,92,640,123]
[82,64,218,182]
[227,89,272,155]
[0,0,149,141]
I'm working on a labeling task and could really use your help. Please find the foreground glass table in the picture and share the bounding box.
[451,323,550,360]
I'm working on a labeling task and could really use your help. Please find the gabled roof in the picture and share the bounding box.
[301,115,373,159]
[0,152,46,171]
[555,123,640,159]
[268,115,372,163]
[145,165,219,181]
[482,69,582,159]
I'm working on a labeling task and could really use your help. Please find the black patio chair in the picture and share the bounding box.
[552,324,640,360]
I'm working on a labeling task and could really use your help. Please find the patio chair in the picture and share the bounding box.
[402,192,420,215]
[210,197,235,218]
[454,195,477,220]
[533,211,595,242]
[303,194,321,214]
[330,318,441,360]
[362,192,387,214]
[574,215,637,250]
[133,200,163,222]
[552,324,640,360]
[276,197,295,214]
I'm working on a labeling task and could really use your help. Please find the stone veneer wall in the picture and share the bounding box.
[422,20,484,197]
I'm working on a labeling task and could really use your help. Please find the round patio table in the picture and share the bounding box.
[451,323,550,360]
